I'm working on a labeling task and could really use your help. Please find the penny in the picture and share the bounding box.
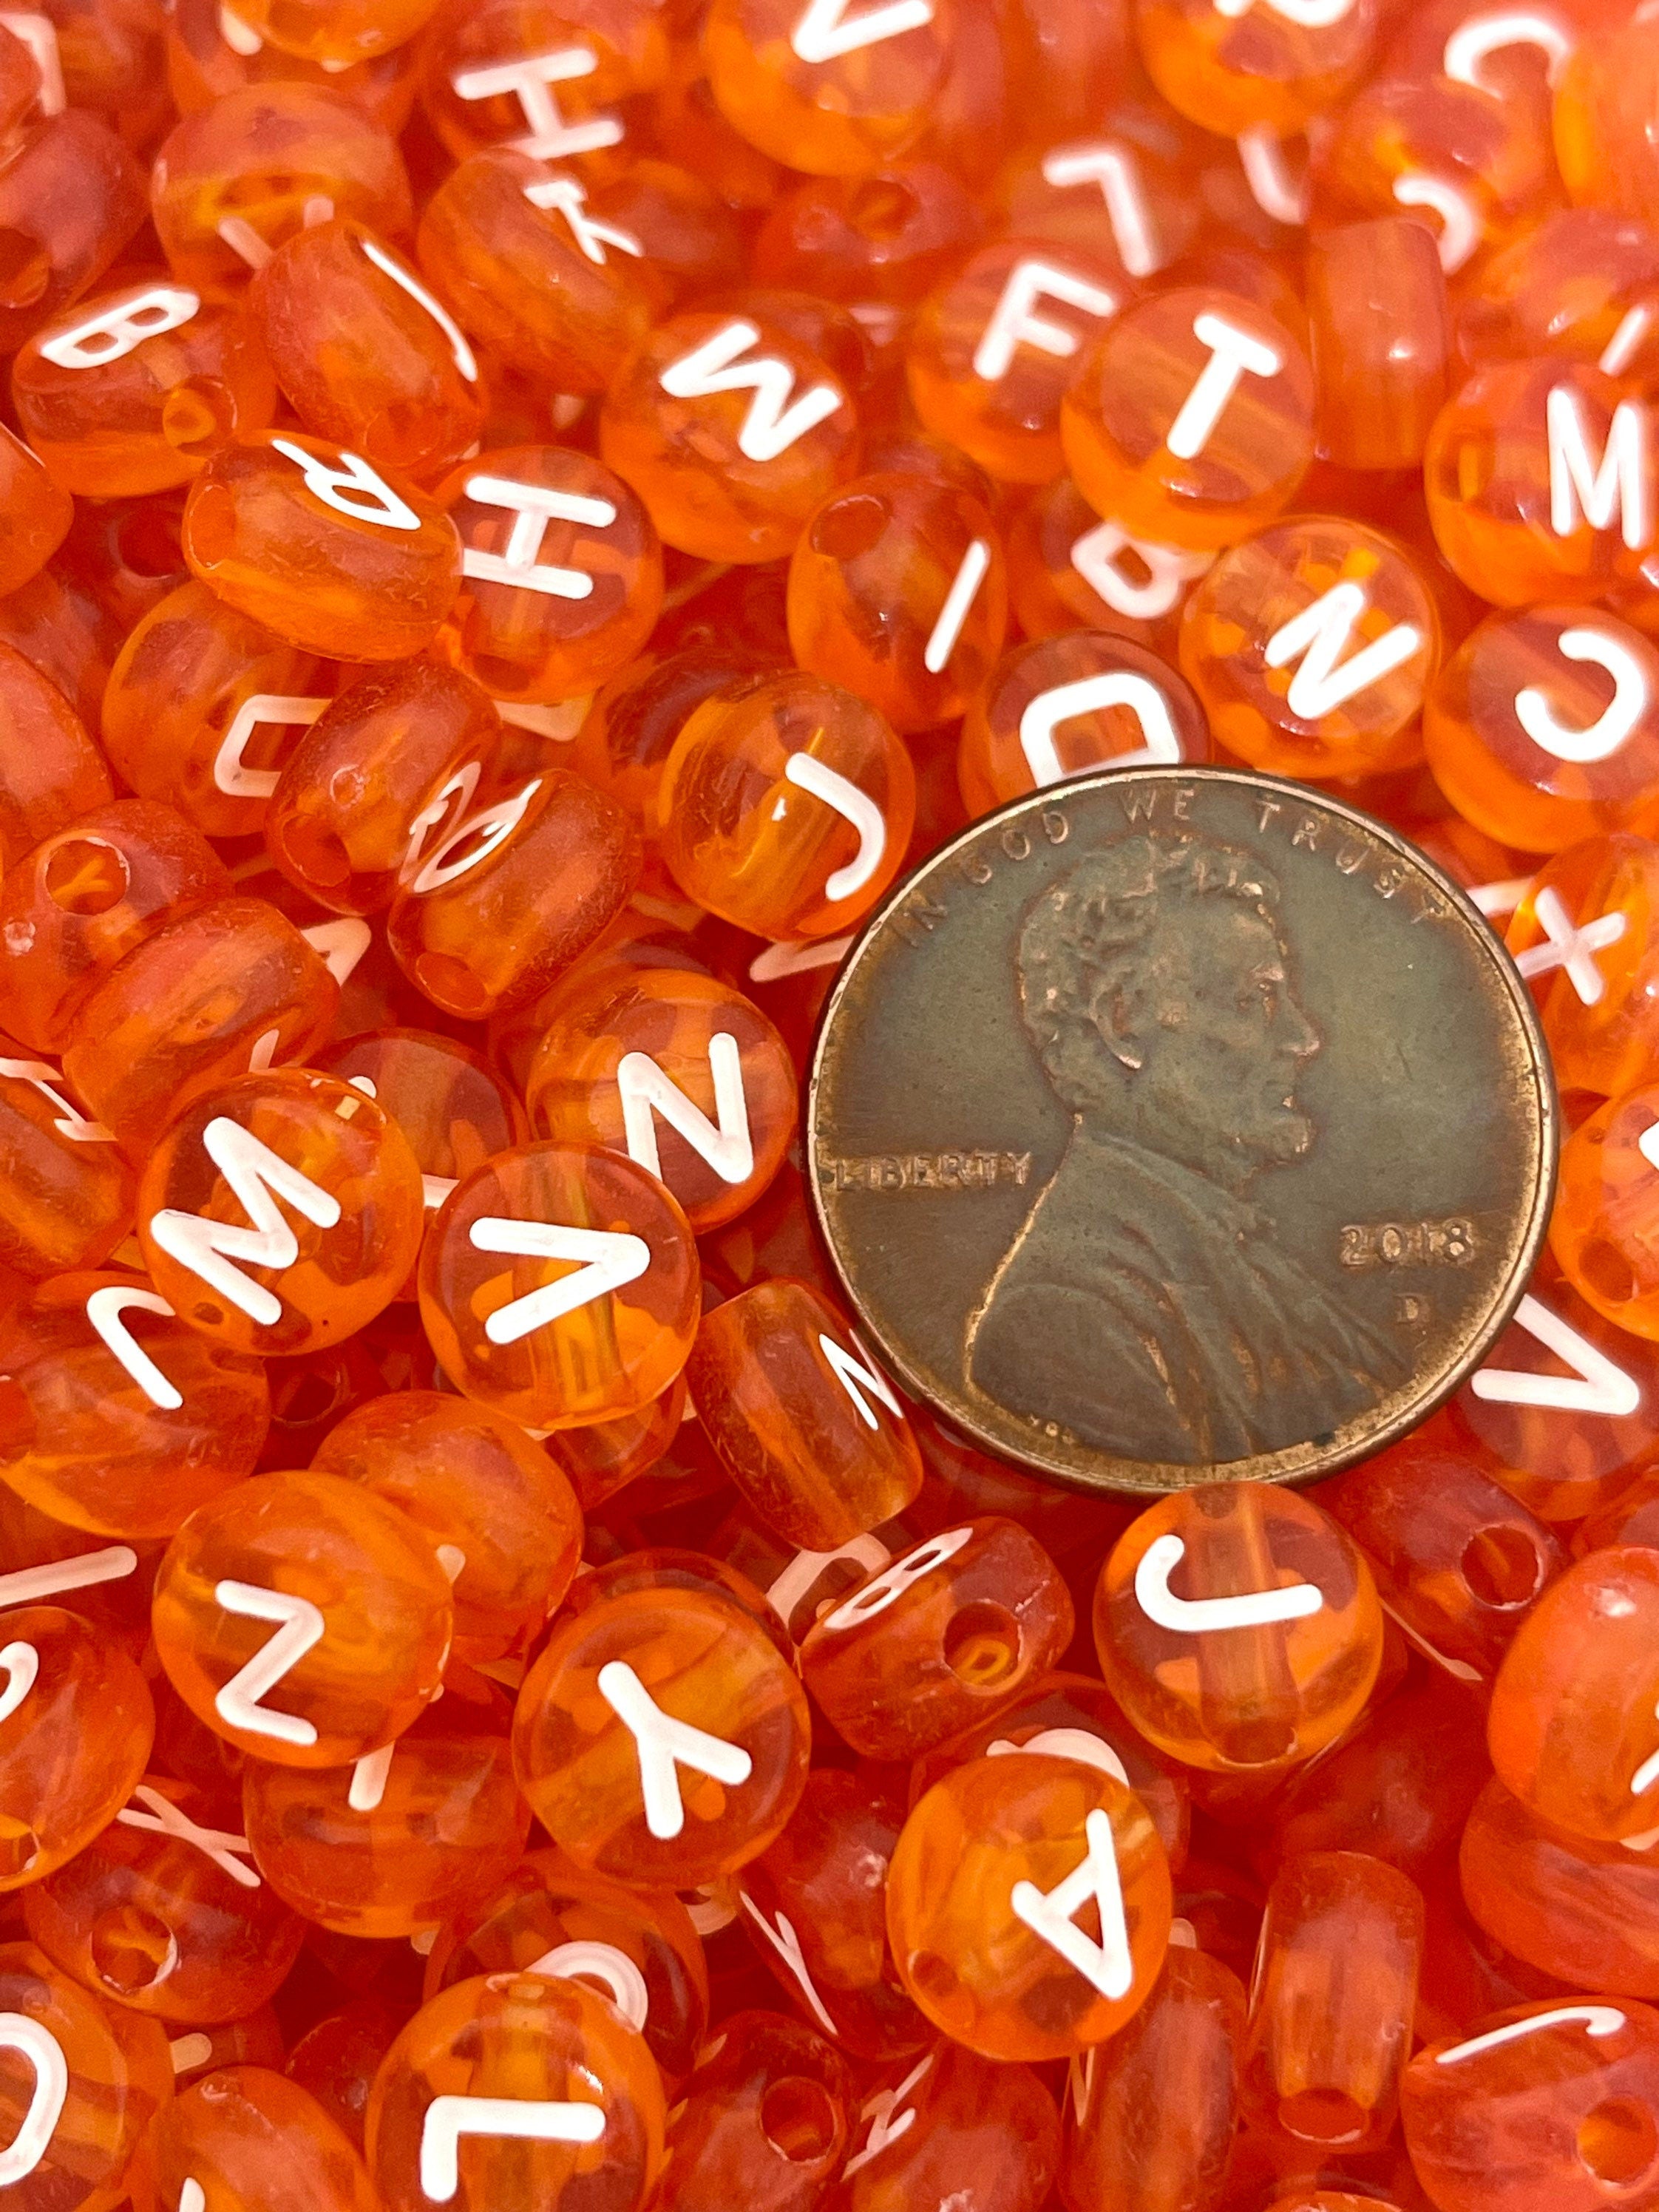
[807,766,1556,1495]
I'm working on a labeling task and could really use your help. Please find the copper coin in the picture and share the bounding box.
[807,765,1556,1494]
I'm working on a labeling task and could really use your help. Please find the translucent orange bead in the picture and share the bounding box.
[384,762,639,1019]
[0,798,233,1053]
[1549,1081,1659,1339]
[0,1604,153,1886]
[0,427,72,602]
[151,84,413,293]
[248,219,484,483]
[1312,72,1558,276]
[1061,1941,1242,2212]
[0,113,146,356]
[785,470,1006,733]
[146,2066,378,2212]
[1179,517,1441,781]
[366,1971,666,2212]
[1008,478,1213,648]
[887,1752,1171,2063]
[1423,606,1659,852]
[134,1068,424,1358]
[1554,11,1659,221]
[702,0,954,176]
[1425,360,1652,608]
[418,1139,700,1430]
[1461,1774,1659,1998]
[0,1940,169,2201]
[1135,0,1377,134]
[183,431,461,662]
[151,1466,453,1767]
[567,645,771,832]
[1243,1850,1423,2152]
[657,671,914,938]
[416,0,670,170]
[0,1040,133,1279]
[908,238,1124,486]
[0,1267,269,1538]
[1061,288,1316,551]
[1308,217,1451,472]
[1504,834,1659,1099]
[435,444,662,705]
[101,580,336,841]
[265,659,495,915]
[1487,1544,1659,1842]
[12,282,276,502]
[166,0,418,126]
[0,638,112,876]
[601,311,858,563]
[416,149,657,395]
[310,1388,582,1662]
[1454,208,1659,379]
[1094,1484,1384,1773]
[225,0,438,64]
[959,629,1210,817]
[242,1668,529,1939]
[513,1582,812,1884]
[688,1277,925,1548]
[24,1771,305,2021]
[754,160,983,309]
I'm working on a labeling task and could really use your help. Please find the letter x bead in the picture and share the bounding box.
[1513,886,1628,1005]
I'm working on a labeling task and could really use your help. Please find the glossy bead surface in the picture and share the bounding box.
[800,1518,1075,1762]
[0,1037,133,1278]
[310,1389,581,1662]
[687,1278,923,1549]
[512,1583,811,1884]
[0,427,72,601]
[703,0,953,175]
[526,964,796,1231]
[1094,1484,1384,1773]
[147,2066,379,2212]
[183,431,461,662]
[1308,216,1450,472]
[1552,1082,1659,1340]
[959,629,1209,816]
[600,311,858,564]
[1461,1774,1659,1998]
[657,671,914,939]
[0,1939,167,2202]
[1062,289,1316,551]
[418,1140,699,1430]
[0,1606,153,1887]
[366,1970,666,2212]
[0,112,145,355]
[1136,0,1376,135]
[0,639,112,876]
[1505,835,1659,1100]
[651,2007,851,2211]
[887,1752,1173,2063]
[135,1068,425,1359]
[416,0,669,169]
[840,2037,1059,2212]
[0,1269,268,1538]
[150,1467,453,1768]
[1179,517,1439,781]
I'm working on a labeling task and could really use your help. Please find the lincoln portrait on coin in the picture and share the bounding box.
[965,832,1410,1465]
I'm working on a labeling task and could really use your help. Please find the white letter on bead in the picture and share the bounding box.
[659,320,843,462]
[37,285,199,369]
[84,1285,183,1411]
[1134,1532,1323,1633]
[782,753,887,902]
[211,1582,325,1748]
[0,1057,115,1144]
[449,47,621,160]
[1471,1292,1641,1417]
[468,1217,651,1346]
[1392,173,1481,273]
[843,2055,933,2179]
[972,259,1117,384]
[459,475,617,602]
[822,1527,973,1631]
[1166,313,1284,460]
[597,1659,753,1839]
[271,438,421,531]
[0,2018,67,2185]
[1020,672,1186,785]
[211,693,328,800]
[522,172,642,265]
[618,1037,753,1186]
[1042,143,1158,276]
[923,540,992,674]
[1436,2006,1625,2065]
[1516,625,1651,761]
[117,1783,260,1890]
[148,1118,341,1329]
[1444,9,1575,91]
[1512,886,1628,1003]
[358,238,477,381]
[1009,1808,1134,1999]
[1071,519,1212,620]
[739,1897,838,2034]
[791,0,932,61]
[818,1332,903,1428]
[1547,387,1652,548]
[0,1643,37,1726]
[1262,582,1423,721]
[420,2095,605,2202]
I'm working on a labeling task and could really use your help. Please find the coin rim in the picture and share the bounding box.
[806,764,1560,1496]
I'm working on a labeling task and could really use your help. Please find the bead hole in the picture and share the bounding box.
[943,1601,1022,1689]
[115,503,183,577]
[0,228,47,308]
[1579,1239,1638,1310]
[1459,1524,1546,1609]
[810,491,889,562]
[847,177,920,240]
[162,376,237,459]
[760,2077,838,2165]
[1578,2098,1659,2185]
[1276,2089,1367,2145]
[91,1904,177,1995]
[44,837,129,915]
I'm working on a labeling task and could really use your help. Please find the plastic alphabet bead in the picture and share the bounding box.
[686,1277,924,1549]
[1504,835,1659,1100]
[418,1139,699,1430]
[0,1268,270,1538]
[416,0,670,169]
[0,639,112,878]
[182,430,462,662]
[0,1604,154,1886]
[655,670,915,939]
[651,2006,851,2211]
[0,112,146,355]
[0,1938,168,2203]
[146,2064,381,2212]
[1094,1483,1384,1772]
[702,0,955,176]
[135,1068,426,1358]
[1307,216,1451,473]
[1550,1082,1659,1340]
[886,1751,1173,2063]
[1136,0,1378,137]
[365,1969,666,2212]
[149,1466,454,1768]
[513,1581,811,1885]
[840,2036,1061,2212]
[799,1517,1075,1761]
[0,1036,134,1278]
[524,964,797,1231]
[1460,1774,1659,1998]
